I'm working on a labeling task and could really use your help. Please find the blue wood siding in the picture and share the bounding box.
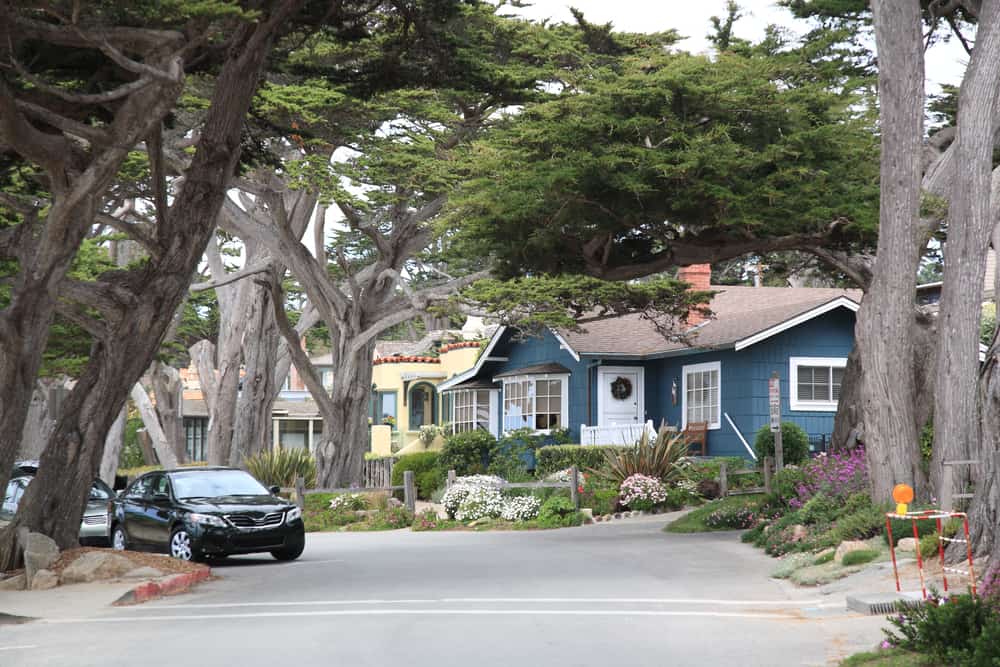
[648,307,856,458]
[491,329,591,441]
[481,306,856,455]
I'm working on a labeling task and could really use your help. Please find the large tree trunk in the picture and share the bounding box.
[860,0,928,501]
[968,343,1000,561]
[129,383,181,469]
[99,407,127,486]
[17,381,67,460]
[931,2,1000,509]
[151,362,187,464]
[230,282,281,466]
[0,6,299,567]
[314,343,375,487]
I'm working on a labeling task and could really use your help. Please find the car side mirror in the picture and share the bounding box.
[268,485,280,496]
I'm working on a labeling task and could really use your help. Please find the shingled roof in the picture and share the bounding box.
[557,285,862,357]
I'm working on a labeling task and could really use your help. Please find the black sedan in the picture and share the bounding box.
[110,467,305,562]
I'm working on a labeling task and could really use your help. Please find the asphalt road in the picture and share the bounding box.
[0,517,886,666]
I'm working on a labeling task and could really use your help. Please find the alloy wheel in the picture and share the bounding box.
[170,530,193,560]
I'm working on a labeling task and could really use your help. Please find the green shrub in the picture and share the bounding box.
[798,493,841,524]
[591,426,691,486]
[919,533,942,559]
[813,551,834,565]
[826,505,885,543]
[754,422,809,465]
[245,447,317,488]
[886,593,1000,666]
[439,430,496,476]
[843,491,875,515]
[537,496,581,528]
[885,512,939,546]
[534,445,629,477]
[772,466,809,504]
[841,549,879,566]
[391,451,442,500]
[687,457,747,483]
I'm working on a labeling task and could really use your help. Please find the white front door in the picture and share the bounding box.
[598,367,644,425]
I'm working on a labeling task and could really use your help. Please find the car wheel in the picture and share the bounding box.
[270,534,305,561]
[169,527,196,561]
[111,524,128,551]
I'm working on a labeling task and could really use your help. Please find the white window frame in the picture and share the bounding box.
[789,356,847,412]
[448,388,495,434]
[681,361,721,430]
[499,373,569,435]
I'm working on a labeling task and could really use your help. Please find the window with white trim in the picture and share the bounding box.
[501,375,567,433]
[450,389,492,433]
[682,361,721,430]
[789,357,846,411]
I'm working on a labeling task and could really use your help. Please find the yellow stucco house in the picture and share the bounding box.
[369,341,483,455]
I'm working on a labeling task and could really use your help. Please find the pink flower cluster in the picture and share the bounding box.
[789,446,868,509]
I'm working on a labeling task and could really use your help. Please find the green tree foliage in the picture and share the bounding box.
[447,12,879,281]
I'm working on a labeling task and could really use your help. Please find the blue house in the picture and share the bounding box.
[437,267,861,459]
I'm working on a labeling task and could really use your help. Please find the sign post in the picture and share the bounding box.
[769,372,783,470]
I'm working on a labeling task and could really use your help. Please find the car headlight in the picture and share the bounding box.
[188,512,228,528]
[286,507,302,522]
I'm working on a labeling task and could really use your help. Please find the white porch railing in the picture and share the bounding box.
[580,420,656,446]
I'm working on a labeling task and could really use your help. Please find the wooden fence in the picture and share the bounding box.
[362,457,395,488]
[445,466,580,509]
[284,469,416,513]
[719,456,773,497]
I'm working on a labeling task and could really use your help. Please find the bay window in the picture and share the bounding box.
[501,375,568,433]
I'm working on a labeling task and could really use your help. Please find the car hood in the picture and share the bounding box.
[177,496,293,514]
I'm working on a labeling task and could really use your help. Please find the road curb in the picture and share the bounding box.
[112,567,211,606]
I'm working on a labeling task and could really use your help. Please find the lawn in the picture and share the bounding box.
[664,494,763,533]
[840,649,937,666]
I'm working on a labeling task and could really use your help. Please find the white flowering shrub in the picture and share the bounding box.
[456,484,506,521]
[619,474,668,511]
[500,495,541,521]
[329,493,367,512]
[675,478,698,493]
[544,468,577,484]
[442,475,504,518]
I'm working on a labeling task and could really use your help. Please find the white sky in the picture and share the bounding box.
[510,0,969,92]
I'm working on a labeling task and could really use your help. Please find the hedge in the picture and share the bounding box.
[535,444,630,477]
[391,451,442,500]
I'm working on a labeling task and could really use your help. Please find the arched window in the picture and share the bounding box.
[408,382,437,429]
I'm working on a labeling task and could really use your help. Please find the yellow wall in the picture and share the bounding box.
[370,343,482,452]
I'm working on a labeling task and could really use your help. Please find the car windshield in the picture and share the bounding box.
[89,479,114,501]
[170,470,270,499]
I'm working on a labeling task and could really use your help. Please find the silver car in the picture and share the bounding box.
[2,462,113,546]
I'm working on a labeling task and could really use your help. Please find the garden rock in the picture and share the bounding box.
[30,569,58,590]
[388,497,403,508]
[790,525,808,543]
[23,532,59,588]
[0,573,26,590]
[580,508,594,523]
[834,540,870,564]
[59,551,134,584]
[896,537,918,552]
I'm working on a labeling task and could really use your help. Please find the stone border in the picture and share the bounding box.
[592,509,669,522]
[112,568,212,606]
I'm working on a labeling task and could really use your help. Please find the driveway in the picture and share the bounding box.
[0,516,887,666]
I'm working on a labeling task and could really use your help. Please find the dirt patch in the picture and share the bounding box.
[49,547,207,578]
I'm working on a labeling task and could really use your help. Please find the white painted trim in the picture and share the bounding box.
[724,413,756,460]
[788,356,847,412]
[489,390,500,438]
[436,326,507,392]
[733,296,860,351]
[595,366,645,427]
[551,330,581,362]
[499,373,570,435]
[681,360,721,430]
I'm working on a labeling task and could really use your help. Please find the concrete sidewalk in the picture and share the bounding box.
[1,581,137,621]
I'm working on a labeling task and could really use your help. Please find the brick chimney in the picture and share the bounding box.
[677,263,712,326]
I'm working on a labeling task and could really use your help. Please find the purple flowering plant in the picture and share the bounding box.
[788,446,868,509]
